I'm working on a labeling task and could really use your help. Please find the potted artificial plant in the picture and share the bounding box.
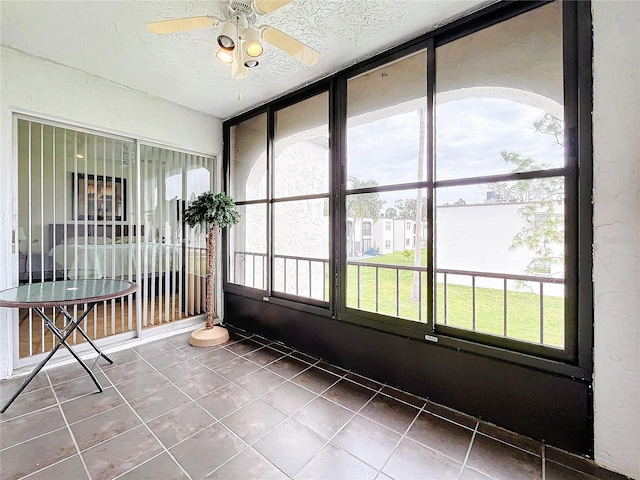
[183,191,240,347]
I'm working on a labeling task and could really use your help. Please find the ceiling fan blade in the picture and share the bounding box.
[146,16,218,35]
[253,0,294,15]
[262,26,319,66]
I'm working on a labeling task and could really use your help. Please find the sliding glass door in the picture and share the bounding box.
[16,117,214,360]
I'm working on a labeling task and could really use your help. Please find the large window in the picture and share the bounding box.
[225,1,586,367]
[345,50,429,322]
[228,113,267,290]
[228,92,330,303]
[434,1,569,354]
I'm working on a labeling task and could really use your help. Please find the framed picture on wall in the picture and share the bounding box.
[73,173,126,221]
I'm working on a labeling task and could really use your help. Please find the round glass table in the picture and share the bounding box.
[0,279,138,413]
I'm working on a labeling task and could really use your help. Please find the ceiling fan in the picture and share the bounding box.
[146,0,320,79]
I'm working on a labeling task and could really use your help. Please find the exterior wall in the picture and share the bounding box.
[0,46,223,379]
[592,1,640,477]
[372,219,394,254]
[393,219,414,251]
[437,203,564,279]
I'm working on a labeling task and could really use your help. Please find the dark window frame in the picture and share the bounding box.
[223,0,592,378]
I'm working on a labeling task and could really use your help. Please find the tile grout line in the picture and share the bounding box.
[289,381,387,477]
[45,369,93,480]
[113,345,226,433]
[0,390,67,452]
[375,400,428,478]
[474,427,544,457]
[0,366,108,425]
[421,406,478,432]
[109,451,173,480]
[0,335,549,478]
[248,333,489,432]
[100,367,195,480]
[0,424,70,453]
[459,420,480,479]
[197,421,258,479]
[205,363,340,477]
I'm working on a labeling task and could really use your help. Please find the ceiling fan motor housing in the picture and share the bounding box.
[223,1,258,26]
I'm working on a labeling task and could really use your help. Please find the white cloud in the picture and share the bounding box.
[347,97,564,206]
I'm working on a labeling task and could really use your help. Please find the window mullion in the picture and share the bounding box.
[425,38,436,334]
[267,108,275,297]
[333,76,347,317]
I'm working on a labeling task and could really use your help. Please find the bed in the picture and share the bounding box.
[47,224,182,280]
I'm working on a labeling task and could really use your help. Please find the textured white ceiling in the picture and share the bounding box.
[1,0,495,120]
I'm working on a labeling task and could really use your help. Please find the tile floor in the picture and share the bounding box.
[0,327,631,480]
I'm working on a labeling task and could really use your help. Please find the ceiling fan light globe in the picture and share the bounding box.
[216,49,234,64]
[243,27,263,57]
[217,35,235,50]
[217,22,237,50]
[244,59,259,68]
[245,42,263,57]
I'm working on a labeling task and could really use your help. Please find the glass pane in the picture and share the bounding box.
[435,180,565,348]
[435,1,564,181]
[347,50,428,188]
[274,92,329,198]
[273,199,329,301]
[230,113,267,202]
[346,189,428,322]
[228,203,267,289]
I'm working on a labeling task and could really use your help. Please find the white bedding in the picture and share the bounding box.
[48,242,181,280]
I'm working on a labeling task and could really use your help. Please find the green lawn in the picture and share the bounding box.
[347,250,564,348]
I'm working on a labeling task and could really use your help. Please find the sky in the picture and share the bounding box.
[347,97,564,207]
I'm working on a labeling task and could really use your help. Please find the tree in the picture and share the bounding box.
[384,207,398,219]
[346,177,384,256]
[394,198,428,220]
[534,113,563,146]
[184,192,240,334]
[488,114,565,275]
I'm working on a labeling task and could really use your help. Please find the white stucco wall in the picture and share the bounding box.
[592,1,640,478]
[0,46,223,379]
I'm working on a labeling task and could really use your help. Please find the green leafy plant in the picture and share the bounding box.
[485,114,565,278]
[184,192,240,329]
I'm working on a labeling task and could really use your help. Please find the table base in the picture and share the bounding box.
[1,302,113,414]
